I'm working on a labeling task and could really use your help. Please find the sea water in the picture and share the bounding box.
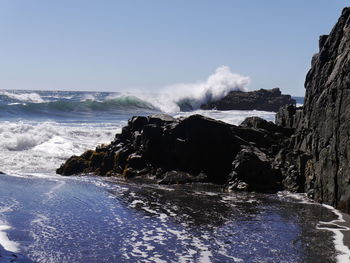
[0,89,345,263]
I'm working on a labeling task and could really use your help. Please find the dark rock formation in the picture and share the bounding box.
[57,114,291,192]
[200,88,296,112]
[276,7,350,213]
[228,147,282,192]
[57,8,350,213]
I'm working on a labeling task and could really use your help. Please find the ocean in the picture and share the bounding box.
[0,89,346,263]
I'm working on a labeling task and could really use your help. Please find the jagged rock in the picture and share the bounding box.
[127,153,146,170]
[240,116,293,136]
[275,104,303,129]
[158,171,207,185]
[129,116,148,132]
[200,88,296,112]
[273,149,311,192]
[57,114,290,192]
[56,155,89,176]
[276,7,350,213]
[228,147,282,192]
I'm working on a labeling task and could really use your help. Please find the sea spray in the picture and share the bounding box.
[163,65,250,110]
[0,67,249,115]
[110,66,250,112]
[0,121,120,175]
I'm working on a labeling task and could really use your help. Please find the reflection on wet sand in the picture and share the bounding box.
[107,179,338,262]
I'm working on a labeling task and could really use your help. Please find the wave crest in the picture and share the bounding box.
[133,66,250,112]
[0,91,45,103]
[0,66,250,115]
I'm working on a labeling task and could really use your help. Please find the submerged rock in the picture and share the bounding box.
[200,88,296,112]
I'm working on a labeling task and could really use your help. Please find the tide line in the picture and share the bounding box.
[0,221,19,253]
[317,204,350,263]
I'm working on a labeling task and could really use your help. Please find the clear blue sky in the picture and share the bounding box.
[0,0,348,96]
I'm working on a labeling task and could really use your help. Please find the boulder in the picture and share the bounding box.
[228,147,282,192]
[56,156,89,176]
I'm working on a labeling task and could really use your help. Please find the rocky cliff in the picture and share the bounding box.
[200,88,295,112]
[276,7,350,213]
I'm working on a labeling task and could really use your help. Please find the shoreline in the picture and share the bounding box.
[338,212,350,262]
[316,204,350,263]
[0,172,342,262]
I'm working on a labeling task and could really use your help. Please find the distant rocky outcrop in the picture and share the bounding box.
[276,7,350,213]
[200,88,296,112]
[57,114,293,193]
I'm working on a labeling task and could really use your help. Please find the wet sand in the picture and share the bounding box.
[0,173,340,263]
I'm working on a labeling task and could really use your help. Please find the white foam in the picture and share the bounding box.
[33,136,74,157]
[192,236,213,263]
[0,121,59,151]
[277,191,311,204]
[0,221,19,253]
[0,91,44,103]
[0,121,119,176]
[81,93,97,101]
[30,214,58,243]
[44,180,66,201]
[112,66,250,112]
[282,191,350,263]
[173,109,275,125]
[130,200,145,208]
[277,191,350,262]
[317,204,350,263]
[161,65,249,112]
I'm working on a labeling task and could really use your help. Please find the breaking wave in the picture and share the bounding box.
[0,66,250,116]
[0,96,158,116]
[110,66,250,112]
[0,91,45,103]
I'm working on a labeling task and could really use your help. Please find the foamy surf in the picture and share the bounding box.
[278,191,350,263]
[2,88,339,263]
[0,200,21,261]
[0,121,120,175]
[317,205,350,263]
[0,171,339,262]
[106,66,250,113]
[174,109,276,125]
[0,91,45,104]
[0,67,251,117]
[0,223,20,253]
